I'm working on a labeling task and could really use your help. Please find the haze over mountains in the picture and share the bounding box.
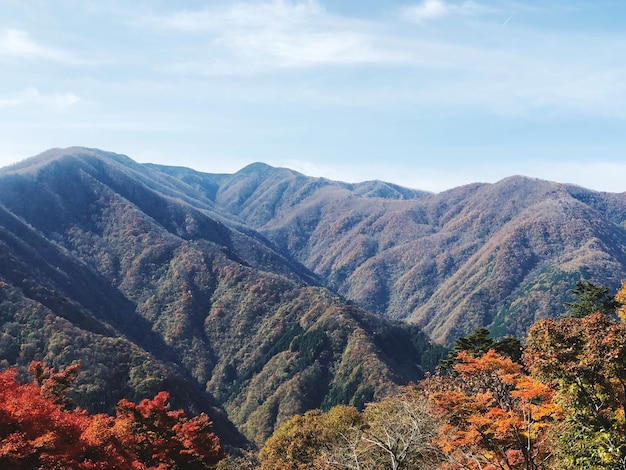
[1,147,625,445]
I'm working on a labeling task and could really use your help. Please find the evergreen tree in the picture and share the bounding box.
[564,280,620,317]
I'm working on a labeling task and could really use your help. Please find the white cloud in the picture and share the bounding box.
[132,1,626,118]
[401,0,493,23]
[403,0,449,21]
[0,87,80,108]
[148,1,399,71]
[0,29,78,63]
[153,0,326,32]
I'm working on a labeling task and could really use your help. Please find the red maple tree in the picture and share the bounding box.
[0,362,225,469]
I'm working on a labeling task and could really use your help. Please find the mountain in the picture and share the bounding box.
[2,146,626,445]
[0,147,445,446]
[158,159,626,344]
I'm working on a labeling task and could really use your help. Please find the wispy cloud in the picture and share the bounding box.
[402,0,449,22]
[143,1,513,76]
[112,1,626,118]
[0,29,80,63]
[0,87,80,108]
[147,0,400,71]
[152,0,326,32]
[400,0,494,23]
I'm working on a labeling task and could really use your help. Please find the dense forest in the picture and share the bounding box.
[0,148,448,448]
[2,148,626,468]
[3,280,626,469]
[251,280,626,470]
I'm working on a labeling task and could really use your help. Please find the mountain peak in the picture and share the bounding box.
[237,162,275,174]
[0,147,135,175]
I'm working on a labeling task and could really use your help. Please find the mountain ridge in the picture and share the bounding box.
[6,148,626,343]
[2,147,626,446]
[0,147,447,447]
[155,151,626,344]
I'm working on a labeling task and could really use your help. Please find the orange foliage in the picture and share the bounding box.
[526,311,626,464]
[0,366,108,469]
[425,350,561,470]
[0,362,225,469]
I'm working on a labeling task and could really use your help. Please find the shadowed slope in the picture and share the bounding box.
[0,147,445,445]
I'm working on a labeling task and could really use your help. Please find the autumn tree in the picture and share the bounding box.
[260,390,443,470]
[259,408,324,469]
[111,391,225,469]
[315,405,367,470]
[425,350,561,470]
[526,311,626,468]
[440,327,523,373]
[0,365,128,469]
[259,406,362,469]
[28,360,81,408]
[354,387,442,469]
[0,362,225,469]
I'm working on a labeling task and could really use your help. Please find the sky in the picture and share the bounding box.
[1,0,625,193]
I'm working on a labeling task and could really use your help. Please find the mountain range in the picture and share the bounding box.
[154,155,626,342]
[0,148,443,447]
[1,146,625,446]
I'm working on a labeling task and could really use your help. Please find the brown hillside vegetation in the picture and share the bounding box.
[174,162,626,343]
[1,146,625,446]
[259,282,626,469]
[0,148,445,445]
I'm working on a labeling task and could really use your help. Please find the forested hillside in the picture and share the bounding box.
[1,146,626,459]
[0,147,445,448]
[162,159,626,343]
[256,282,626,470]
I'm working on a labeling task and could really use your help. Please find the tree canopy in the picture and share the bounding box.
[0,361,225,469]
[260,280,626,470]
[564,280,621,318]
[6,280,626,469]
[439,327,523,372]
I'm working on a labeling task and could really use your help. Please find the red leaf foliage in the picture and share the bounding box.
[0,362,225,469]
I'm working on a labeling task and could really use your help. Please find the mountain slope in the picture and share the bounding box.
[174,165,626,344]
[3,146,625,444]
[0,147,445,446]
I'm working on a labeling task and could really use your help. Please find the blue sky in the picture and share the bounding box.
[1,0,625,192]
